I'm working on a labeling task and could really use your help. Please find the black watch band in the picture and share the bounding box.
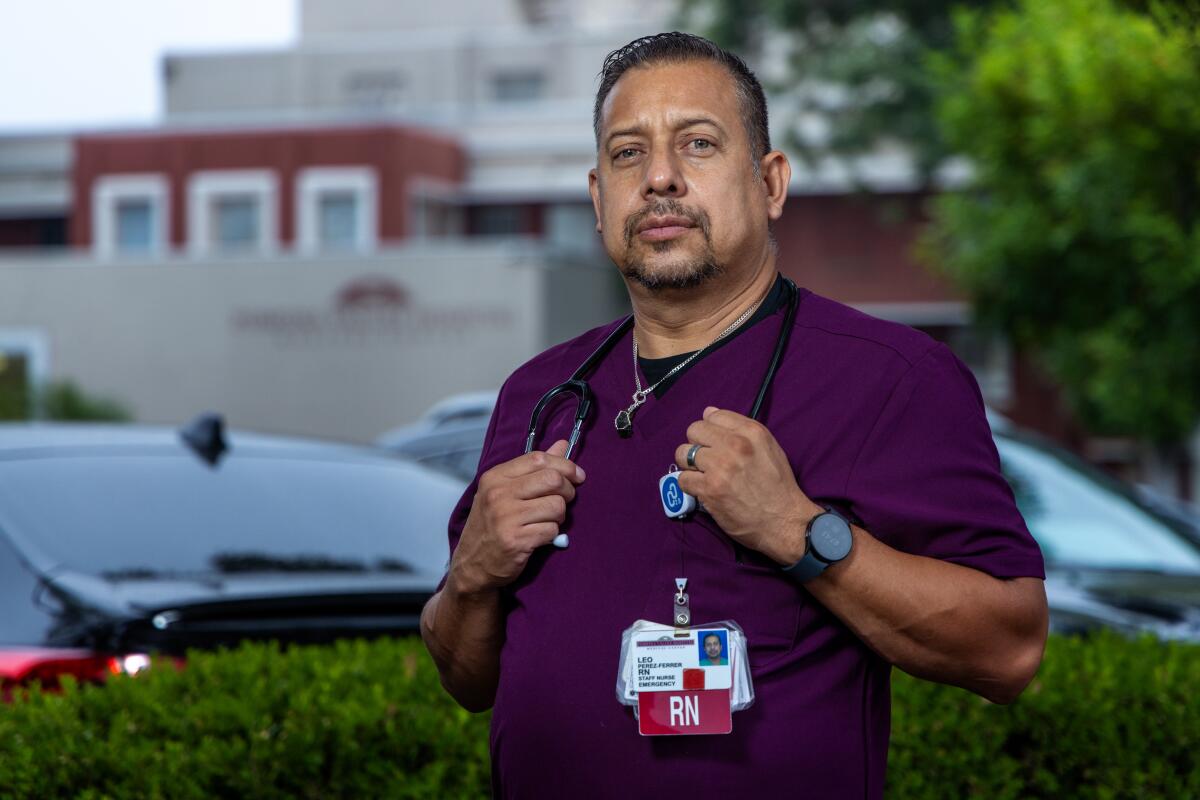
[782,508,853,584]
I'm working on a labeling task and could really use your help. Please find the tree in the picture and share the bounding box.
[681,0,1199,185]
[923,0,1200,441]
[680,0,1004,183]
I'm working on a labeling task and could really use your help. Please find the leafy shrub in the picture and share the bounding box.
[40,379,132,422]
[0,633,1195,798]
[0,378,132,423]
[888,631,1200,798]
[0,637,489,799]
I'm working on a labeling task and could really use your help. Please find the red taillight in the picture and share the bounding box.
[107,653,152,676]
[0,647,155,700]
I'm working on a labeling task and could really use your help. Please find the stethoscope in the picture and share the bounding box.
[525,277,800,547]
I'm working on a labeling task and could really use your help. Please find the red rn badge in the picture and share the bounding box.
[637,689,733,736]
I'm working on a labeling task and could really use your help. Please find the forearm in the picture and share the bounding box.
[421,441,586,711]
[802,525,1048,703]
[420,570,505,712]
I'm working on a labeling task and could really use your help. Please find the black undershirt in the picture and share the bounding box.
[637,274,788,398]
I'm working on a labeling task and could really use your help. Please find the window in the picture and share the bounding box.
[492,71,546,102]
[213,195,259,251]
[296,167,378,254]
[187,170,278,257]
[945,325,1012,409]
[318,192,358,248]
[408,178,462,240]
[92,174,169,258]
[546,203,601,253]
[470,205,525,236]
[115,199,154,252]
[343,70,405,112]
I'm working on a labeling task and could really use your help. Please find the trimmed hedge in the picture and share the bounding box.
[888,632,1200,798]
[0,632,1196,798]
[0,638,491,799]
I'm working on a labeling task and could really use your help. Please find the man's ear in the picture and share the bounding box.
[588,167,603,232]
[759,151,791,221]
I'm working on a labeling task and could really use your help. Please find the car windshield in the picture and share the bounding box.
[996,434,1200,573]
[0,446,460,579]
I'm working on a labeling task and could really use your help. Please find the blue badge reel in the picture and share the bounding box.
[659,466,697,518]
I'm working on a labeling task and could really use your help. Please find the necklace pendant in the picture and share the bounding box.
[614,409,633,437]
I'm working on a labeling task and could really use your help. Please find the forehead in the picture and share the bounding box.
[599,59,743,138]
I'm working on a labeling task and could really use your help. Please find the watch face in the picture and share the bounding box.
[810,513,852,562]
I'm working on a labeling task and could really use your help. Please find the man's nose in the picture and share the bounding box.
[641,148,685,199]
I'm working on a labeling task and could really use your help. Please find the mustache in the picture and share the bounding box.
[623,200,711,246]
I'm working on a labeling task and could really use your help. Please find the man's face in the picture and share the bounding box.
[704,634,722,659]
[589,60,776,292]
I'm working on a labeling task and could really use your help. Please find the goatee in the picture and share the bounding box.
[619,199,725,291]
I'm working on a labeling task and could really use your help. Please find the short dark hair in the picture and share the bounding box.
[593,32,771,164]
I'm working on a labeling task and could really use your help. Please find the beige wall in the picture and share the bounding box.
[0,242,626,442]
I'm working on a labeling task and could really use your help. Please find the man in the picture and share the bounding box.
[421,32,1047,798]
[701,632,728,666]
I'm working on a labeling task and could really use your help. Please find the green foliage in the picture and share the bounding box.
[0,352,33,420]
[888,631,1200,798]
[681,0,1200,185]
[0,637,491,799]
[924,0,1200,440]
[680,0,1005,181]
[1,633,1196,798]
[0,385,30,420]
[0,378,132,422]
[39,379,133,422]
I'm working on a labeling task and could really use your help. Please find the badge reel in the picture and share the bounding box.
[659,465,702,519]
[614,580,755,737]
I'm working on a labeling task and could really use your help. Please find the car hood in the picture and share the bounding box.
[48,568,443,615]
[36,567,444,653]
[1045,567,1200,641]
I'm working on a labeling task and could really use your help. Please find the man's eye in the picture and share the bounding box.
[689,139,713,151]
[615,148,639,160]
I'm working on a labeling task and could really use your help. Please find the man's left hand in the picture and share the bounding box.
[675,406,824,565]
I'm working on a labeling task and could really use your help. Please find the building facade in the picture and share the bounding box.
[0,0,1188,494]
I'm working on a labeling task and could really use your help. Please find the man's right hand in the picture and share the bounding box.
[449,439,586,595]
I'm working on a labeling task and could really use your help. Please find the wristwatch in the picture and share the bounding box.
[782,507,853,583]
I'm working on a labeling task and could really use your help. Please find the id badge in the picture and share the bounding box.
[616,620,754,737]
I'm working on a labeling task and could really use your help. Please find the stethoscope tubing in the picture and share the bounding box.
[523,277,799,547]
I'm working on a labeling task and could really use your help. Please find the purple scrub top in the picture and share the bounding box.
[444,288,1044,799]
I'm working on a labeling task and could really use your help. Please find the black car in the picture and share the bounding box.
[0,417,462,694]
[380,395,1200,641]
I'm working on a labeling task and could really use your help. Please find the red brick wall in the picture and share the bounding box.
[773,192,960,305]
[71,125,466,248]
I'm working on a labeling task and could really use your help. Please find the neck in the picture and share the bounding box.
[628,262,777,359]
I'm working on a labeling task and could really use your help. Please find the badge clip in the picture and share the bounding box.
[673,577,691,633]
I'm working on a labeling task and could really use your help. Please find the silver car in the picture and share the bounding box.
[380,394,1200,641]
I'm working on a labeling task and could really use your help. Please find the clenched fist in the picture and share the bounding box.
[450,439,585,594]
[674,407,823,565]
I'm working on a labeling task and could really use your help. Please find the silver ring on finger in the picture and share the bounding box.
[686,443,705,470]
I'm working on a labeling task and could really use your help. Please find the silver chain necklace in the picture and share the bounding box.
[615,295,765,435]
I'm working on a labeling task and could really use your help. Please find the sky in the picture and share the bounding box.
[0,0,297,132]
